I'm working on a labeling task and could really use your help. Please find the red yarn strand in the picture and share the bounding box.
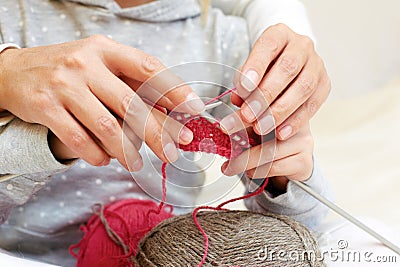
[145,162,168,219]
[204,88,237,105]
[217,177,269,209]
[191,178,269,266]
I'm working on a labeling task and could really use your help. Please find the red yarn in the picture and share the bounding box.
[70,89,270,267]
[69,199,173,267]
[204,87,237,105]
[146,162,168,217]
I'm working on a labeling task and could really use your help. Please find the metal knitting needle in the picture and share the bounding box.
[0,174,18,183]
[204,101,223,110]
[200,101,223,124]
[292,180,400,256]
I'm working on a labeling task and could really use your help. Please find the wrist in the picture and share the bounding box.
[0,43,21,112]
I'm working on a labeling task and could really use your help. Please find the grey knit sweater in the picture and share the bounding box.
[0,1,332,266]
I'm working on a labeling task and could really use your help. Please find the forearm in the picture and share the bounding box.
[0,117,74,176]
[0,117,76,224]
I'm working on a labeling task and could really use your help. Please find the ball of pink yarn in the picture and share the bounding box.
[69,199,174,267]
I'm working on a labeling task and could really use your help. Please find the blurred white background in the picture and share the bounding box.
[301,0,400,232]
[302,0,400,99]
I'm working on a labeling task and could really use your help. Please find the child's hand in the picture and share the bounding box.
[221,123,314,189]
[222,23,330,141]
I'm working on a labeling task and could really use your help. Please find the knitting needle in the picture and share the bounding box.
[0,174,18,183]
[200,101,223,124]
[204,101,223,110]
[292,180,400,256]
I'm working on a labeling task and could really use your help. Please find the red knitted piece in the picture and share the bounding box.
[170,112,260,159]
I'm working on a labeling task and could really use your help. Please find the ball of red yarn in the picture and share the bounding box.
[69,199,174,267]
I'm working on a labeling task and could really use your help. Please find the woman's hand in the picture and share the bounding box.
[48,102,194,170]
[0,35,203,170]
[222,123,314,191]
[221,23,330,140]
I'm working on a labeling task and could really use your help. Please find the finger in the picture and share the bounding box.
[122,131,143,171]
[48,132,77,160]
[240,88,271,124]
[64,89,142,170]
[127,131,142,151]
[150,106,194,145]
[124,94,178,163]
[250,58,323,136]
[219,109,252,135]
[88,68,141,120]
[120,76,174,112]
[256,57,325,135]
[122,74,204,115]
[47,109,110,166]
[87,67,180,156]
[221,138,276,176]
[119,88,179,163]
[241,40,309,123]
[119,118,142,151]
[147,75,205,115]
[276,76,331,140]
[63,89,129,165]
[246,153,313,181]
[233,66,252,100]
[118,117,144,171]
[95,36,204,114]
[236,24,290,94]
[222,132,308,176]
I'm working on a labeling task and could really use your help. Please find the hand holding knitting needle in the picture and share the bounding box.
[220,111,400,256]
[49,102,194,171]
[0,36,203,170]
[221,114,314,192]
[220,23,330,141]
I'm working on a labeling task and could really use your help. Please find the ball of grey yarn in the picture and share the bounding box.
[136,210,325,266]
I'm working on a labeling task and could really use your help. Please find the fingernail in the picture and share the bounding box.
[256,114,275,134]
[220,115,236,132]
[186,92,205,114]
[164,142,178,162]
[241,70,259,92]
[179,127,193,143]
[279,125,292,140]
[132,157,143,171]
[242,100,262,122]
